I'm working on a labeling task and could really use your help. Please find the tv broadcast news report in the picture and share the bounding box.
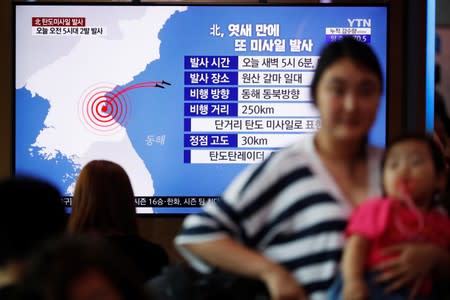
[14,3,387,214]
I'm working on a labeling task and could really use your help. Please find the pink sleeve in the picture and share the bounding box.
[346,197,391,240]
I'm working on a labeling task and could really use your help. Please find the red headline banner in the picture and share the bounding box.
[32,17,86,27]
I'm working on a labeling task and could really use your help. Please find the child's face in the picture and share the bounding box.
[383,140,441,208]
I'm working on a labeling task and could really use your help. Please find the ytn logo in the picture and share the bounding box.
[347,19,371,27]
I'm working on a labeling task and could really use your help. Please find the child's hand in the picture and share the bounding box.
[343,278,369,300]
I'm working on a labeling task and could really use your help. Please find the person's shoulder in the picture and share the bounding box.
[254,135,316,175]
[428,207,450,223]
[282,134,316,154]
[220,134,319,203]
[266,134,317,167]
[425,208,450,245]
[348,197,394,236]
[110,235,163,248]
[367,143,384,161]
[356,196,394,211]
[108,235,168,257]
[368,143,384,154]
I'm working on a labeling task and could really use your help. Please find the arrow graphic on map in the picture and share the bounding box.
[80,80,171,134]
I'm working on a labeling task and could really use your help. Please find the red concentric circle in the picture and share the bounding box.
[79,83,131,135]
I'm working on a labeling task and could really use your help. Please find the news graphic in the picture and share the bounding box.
[15,5,387,213]
[79,81,169,135]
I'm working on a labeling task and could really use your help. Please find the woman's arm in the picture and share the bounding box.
[183,236,308,300]
[374,243,450,296]
[431,246,450,278]
[342,234,370,300]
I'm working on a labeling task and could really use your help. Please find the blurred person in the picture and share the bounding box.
[0,176,66,299]
[175,38,450,300]
[15,234,151,300]
[329,133,450,300]
[67,160,168,282]
[434,95,450,215]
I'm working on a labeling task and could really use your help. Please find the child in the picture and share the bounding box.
[329,133,450,300]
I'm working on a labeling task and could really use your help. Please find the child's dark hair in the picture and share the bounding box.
[310,37,383,103]
[381,132,446,175]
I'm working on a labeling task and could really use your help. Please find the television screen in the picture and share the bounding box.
[14,3,387,214]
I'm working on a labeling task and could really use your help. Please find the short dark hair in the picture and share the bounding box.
[0,176,66,266]
[310,37,383,103]
[16,235,149,300]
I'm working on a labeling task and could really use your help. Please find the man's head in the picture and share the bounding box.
[0,176,66,267]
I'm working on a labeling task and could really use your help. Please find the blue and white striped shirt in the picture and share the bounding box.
[175,134,382,300]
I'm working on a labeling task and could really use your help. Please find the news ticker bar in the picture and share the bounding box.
[62,196,219,208]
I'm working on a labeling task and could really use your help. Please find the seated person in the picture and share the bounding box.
[67,160,169,282]
[15,234,151,300]
[0,176,66,299]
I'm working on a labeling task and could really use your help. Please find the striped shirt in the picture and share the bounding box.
[175,134,383,300]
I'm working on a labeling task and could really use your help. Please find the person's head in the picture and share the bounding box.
[67,160,138,236]
[16,235,149,300]
[0,176,66,267]
[381,133,447,209]
[311,37,383,144]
